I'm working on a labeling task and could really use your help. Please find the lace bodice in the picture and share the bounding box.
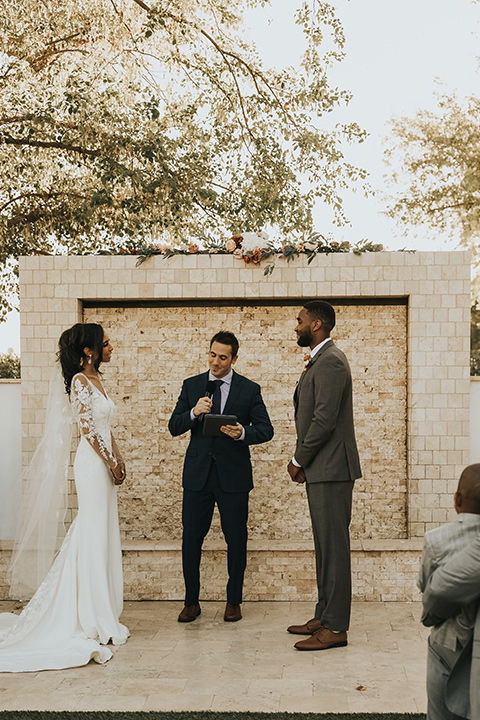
[70,373,116,467]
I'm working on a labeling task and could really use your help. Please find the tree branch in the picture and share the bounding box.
[25,31,89,72]
[131,0,151,12]
[2,135,104,158]
[0,191,85,215]
[129,1,297,133]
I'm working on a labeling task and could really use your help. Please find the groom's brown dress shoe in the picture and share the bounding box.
[287,618,323,635]
[177,603,201,623]
[224,602,242,622]
[294,627,347,651]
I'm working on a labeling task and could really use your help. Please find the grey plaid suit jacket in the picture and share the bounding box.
[417,514,480,655]
[293,340,361,483]
[422,533,480,719]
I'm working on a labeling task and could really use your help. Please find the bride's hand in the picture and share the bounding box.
[111,462,126,485]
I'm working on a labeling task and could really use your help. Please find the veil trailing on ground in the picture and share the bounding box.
[8,363,74,600]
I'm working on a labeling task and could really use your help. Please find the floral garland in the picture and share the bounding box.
[118,232,384,276]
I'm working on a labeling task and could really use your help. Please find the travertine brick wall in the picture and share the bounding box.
[83,303,407,543]
[4,250,470,602]
[120,539,424,602]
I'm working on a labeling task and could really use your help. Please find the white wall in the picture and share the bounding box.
[470,378,480,464]
[0,380,21,540]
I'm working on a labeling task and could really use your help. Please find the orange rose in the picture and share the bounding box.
[188,243,199,253]
[225,239,237,253]
[252,249,262,263]
[243,255,252,264]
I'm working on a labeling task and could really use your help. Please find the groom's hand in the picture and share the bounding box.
[288,460,306,484]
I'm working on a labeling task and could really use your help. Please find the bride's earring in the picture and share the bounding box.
[87,355,93,365]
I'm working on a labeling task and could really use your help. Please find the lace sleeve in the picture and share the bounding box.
[70,374,117,468]
[111,433,123,463]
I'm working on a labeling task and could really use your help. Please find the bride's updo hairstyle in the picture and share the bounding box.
[58,323,104,394]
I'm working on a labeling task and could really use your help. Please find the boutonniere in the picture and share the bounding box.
[304,354,314,370]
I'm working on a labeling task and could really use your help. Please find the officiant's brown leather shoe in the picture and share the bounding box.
[294,627,347,650]
[224,602,242,622]
[287,618,323,635]
[177,603,201,623]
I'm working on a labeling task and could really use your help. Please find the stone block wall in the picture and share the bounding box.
[121,538,424,603]
[3,250,470,602]
[82,302,407,544]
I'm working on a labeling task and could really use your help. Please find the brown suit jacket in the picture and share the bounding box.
[294,340,361,483]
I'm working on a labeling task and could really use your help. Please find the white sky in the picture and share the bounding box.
[1,0,479,353]
[245,0,480,248]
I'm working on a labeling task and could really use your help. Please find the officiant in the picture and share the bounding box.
[168,330,273,624]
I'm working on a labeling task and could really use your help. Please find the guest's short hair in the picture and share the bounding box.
[210,331,239,358]
[304,300,336,333]
[458,463,480,513]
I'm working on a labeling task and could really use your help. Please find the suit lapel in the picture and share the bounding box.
[223,371,242,414]
[195,371,210,400]
[295,340,335,400]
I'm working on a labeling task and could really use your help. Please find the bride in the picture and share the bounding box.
[0,323,129,672]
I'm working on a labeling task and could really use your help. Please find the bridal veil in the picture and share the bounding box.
[8,363,73,600]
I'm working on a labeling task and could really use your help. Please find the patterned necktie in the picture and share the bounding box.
[211,379,223,414]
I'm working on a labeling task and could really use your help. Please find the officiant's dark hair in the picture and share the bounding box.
[210,331,239,358]
[57,323,104,394]
[304,300,336,333]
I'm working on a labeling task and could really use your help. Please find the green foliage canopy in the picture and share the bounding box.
[0,0,367,319]
[385,94,480,267]
[0,351,20,378]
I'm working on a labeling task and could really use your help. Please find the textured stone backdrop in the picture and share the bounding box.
[83,302,407,544]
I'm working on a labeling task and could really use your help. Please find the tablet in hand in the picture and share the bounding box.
[202,414,238,437]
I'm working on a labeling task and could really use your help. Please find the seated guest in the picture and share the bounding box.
[418,463,480,720]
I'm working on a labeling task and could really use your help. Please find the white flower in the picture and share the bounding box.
[241,231,268,251]
[304,241,317,251]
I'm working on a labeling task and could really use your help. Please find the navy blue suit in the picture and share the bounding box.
[168,370,273,604]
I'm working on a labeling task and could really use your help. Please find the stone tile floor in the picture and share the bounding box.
[0,600,429,713]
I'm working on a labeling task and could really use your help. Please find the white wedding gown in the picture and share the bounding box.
[0,373,129,672]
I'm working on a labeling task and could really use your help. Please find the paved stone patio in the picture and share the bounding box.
[0,600,428,713]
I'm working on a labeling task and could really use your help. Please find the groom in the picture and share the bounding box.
[168,331,273,623]
[287,300,361,650]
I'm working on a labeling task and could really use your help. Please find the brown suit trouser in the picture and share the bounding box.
[306,479,354,632]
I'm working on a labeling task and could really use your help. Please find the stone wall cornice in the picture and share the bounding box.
[19,250,472,304]
[121,538,425,553]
